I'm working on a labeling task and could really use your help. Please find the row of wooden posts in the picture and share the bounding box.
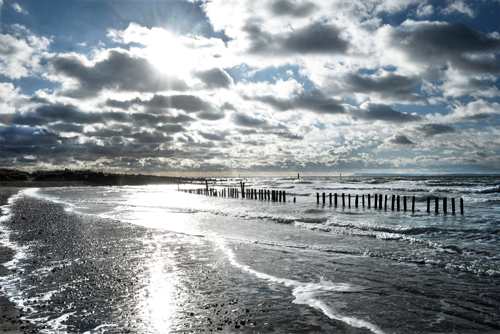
[178,188,289,202]
[316,193,464,215]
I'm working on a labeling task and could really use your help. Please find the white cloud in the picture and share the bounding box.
[12,2,28,15]
[441,0,475,17]
[415,4,434,17]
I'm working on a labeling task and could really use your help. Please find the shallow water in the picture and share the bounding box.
[1,176,500,333]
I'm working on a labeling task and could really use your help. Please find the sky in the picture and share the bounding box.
[1,0,500,176]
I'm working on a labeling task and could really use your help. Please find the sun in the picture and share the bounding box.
[144,33,195,78]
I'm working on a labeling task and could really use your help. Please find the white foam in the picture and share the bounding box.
[215,239,386,334]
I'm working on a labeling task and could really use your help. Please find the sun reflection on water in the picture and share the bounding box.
[135,236,180,333]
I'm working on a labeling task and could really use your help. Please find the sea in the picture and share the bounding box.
[1,175,500,333]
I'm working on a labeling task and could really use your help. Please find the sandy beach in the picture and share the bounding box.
[0,187,34,333]
[0,187,356,333]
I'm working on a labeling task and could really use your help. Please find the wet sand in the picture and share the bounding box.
[0,187,32,333]
[1,190,360,333]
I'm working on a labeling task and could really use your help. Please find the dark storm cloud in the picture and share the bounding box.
[198,131,229,141]
[0,125,61,148]
[193,67,233,89]
[130,113,194,126]
[243,21,349,55]
[248,88,345,114]
[269,0,317,17]
[392,22,500,73]
[132,130,174,144]
[415,123,455,136]
[232,113,270,128]
[145,94,211,112]
[196,110,226,120]
[388,134,415,145]
[49,122,85,133]
[156,124,185,134]
[4,104,129,126]
[344,73,424,103]
[49,50,189,97]
[107,95,213,113]
[350,103,423,123]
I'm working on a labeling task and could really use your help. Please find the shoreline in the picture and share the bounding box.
[2,193,345,333]
[0,187,28,333]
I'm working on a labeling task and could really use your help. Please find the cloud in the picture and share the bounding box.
[342,72,424,103]
[414,123,455,136]
[243,21,349,55]
[0,29,50,79]
[449,100,500,121]
[350,103,423,123]
[49,50,189,97]
[193,67,233,89]
[247,87,345,114]
[11,2,28,15]
[387,134,415,145]
[441,0,475,17]
[269,0,317,17]
[391,21,500,74]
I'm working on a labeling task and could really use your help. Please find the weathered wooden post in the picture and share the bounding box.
[374,194,377,209]
[362,194,365,207]
[452,198,456,214]
[335,193,338,206]
[460,198,464,215]
[329,193,332,205]
[397,195,400,211]
[384,195,388,210]
[342,193,345,207]
[322,192,326,204]
[293,197,296,203]
[392,195,395,211]
[240,181,245,199]
[403,196,407,212]
[355,195,359,208]
[368,194,371,208]
[435,197,439,214]
[348,194,351,208]
[317,193,319,204]
[443,197,447,214]
[280,191,283,202]
[412,196,416,213]
[427,197,431,213]
[283,191,286,202]
[379,194,383,210]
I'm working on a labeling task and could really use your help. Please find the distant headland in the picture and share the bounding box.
[0,168,221,187]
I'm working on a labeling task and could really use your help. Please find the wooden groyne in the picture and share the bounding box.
[316,193,464,215]
[178,188,289,202]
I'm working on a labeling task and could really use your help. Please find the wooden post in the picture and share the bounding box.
[368,194,371,208]
[293,197,296,203]
[374,194,377,209]
[384,195,388,210]
[334,193,338,206]
[379,194,383,210]
[403,196,407,212]
[329,193,332,205]
[283,191,286,202]
[460,198,464,215]
[362,194,365,207]
[397,195,400,211]
[412,196,415,213]
[348,194,351,208]
[322,192,326,204]
[392,195,395,211]
[427,197,430,213]
[452,198,456,214]
[443,197,447,214]
[342,193,345,207]
[355,195,358,208]
[435,197,439,214]
[317,193,319,204]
